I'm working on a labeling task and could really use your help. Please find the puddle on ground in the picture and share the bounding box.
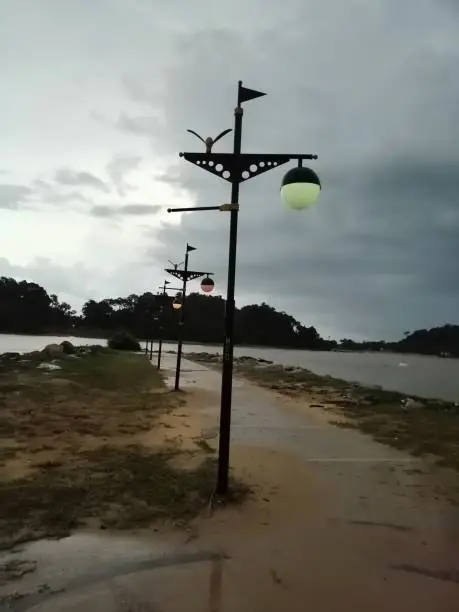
[0,533,226,611]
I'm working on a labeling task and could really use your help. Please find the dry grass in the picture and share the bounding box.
[0,349,248,551]
[0,349,168,449]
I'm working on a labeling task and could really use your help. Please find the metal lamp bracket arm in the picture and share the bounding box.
[179,152,318,183]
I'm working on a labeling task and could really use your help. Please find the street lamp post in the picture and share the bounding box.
[156,280,170,369]
[167,81,321,496]
[165,243,214,391]
[156,281,183,369]
[149,325,156,360]
[146,328,155,359]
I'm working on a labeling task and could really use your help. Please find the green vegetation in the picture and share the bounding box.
[0,276,330,349]
[107,329,141,351]
[1,275,459,355]
[340,324,459,357]
[0,448,225,550]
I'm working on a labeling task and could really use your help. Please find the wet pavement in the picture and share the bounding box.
[1,354,459,610]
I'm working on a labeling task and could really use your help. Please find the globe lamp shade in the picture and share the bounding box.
[172,301,182,310]
[281,166,321,210]
[200,276,215,293]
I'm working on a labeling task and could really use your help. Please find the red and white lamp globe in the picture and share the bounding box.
[200,276,215,294]
[172,292,182,310]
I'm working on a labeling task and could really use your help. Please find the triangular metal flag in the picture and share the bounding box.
[238,84,266,105]
[186,243,196,252]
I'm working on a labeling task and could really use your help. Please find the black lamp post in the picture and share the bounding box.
[145,300,158,359]
[168,81,321,495]
[149,318,157,360]
[165,243,214,391]
[156,281,183,369]
[156,280,171,369]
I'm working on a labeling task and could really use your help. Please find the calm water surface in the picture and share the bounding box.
[1,334,458,402]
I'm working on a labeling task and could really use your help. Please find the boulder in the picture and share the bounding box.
[89,345,105,355]
[0,352,21,362]
[60,340,76,355]
[42,343,64,358]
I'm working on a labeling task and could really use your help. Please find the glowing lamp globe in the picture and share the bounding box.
[281,166,321,210]
[172,301,182,310]
[201,276,215,293]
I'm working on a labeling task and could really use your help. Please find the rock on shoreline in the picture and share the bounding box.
[0,341,109,370]
[185,351,273,367]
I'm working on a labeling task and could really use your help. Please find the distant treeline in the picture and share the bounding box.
[0,276,457,356]
[0,276,327,349]
[339,326,459,358]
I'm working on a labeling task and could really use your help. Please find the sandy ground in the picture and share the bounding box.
[1,354,459,611]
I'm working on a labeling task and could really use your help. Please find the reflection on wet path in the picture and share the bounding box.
[208,556,223,612]
[1,535,227,611]
[1,356,459,611]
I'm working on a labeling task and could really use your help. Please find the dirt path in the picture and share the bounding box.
[2,355,459,611]
[175,358,459,610]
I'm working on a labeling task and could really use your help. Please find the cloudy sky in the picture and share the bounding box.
[1,0,458,341]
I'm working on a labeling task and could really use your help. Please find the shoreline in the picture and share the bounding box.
[185,351,457,402]
[186,352,459,475]
[1,332,458,360]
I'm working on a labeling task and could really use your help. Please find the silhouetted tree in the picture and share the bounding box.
[393,324,459,357]
[0,277,68,334]
[1,275,458,356]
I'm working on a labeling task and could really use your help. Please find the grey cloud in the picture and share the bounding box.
[33,179,92,204]
[121,74,163,107]
[139,0,459,340]
[0,184,32,209]
[116,113,160,138]
[0,256,93,308]
[90,203,162,218]
[153,167,186,188]
[105,154,141,196]
[55,168,109,192]
[89,111,111,127]
[3,0,459,340]
[48,192,91,204]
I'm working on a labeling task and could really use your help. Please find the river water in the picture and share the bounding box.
[0,333,458,402]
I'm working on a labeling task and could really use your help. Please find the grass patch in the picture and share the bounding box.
[0,348,248,551]
[55,348,156,390]
[0,445,245,550]
[0,349,168,445]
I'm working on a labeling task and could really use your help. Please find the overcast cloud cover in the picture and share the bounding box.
[1,0,458,340]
